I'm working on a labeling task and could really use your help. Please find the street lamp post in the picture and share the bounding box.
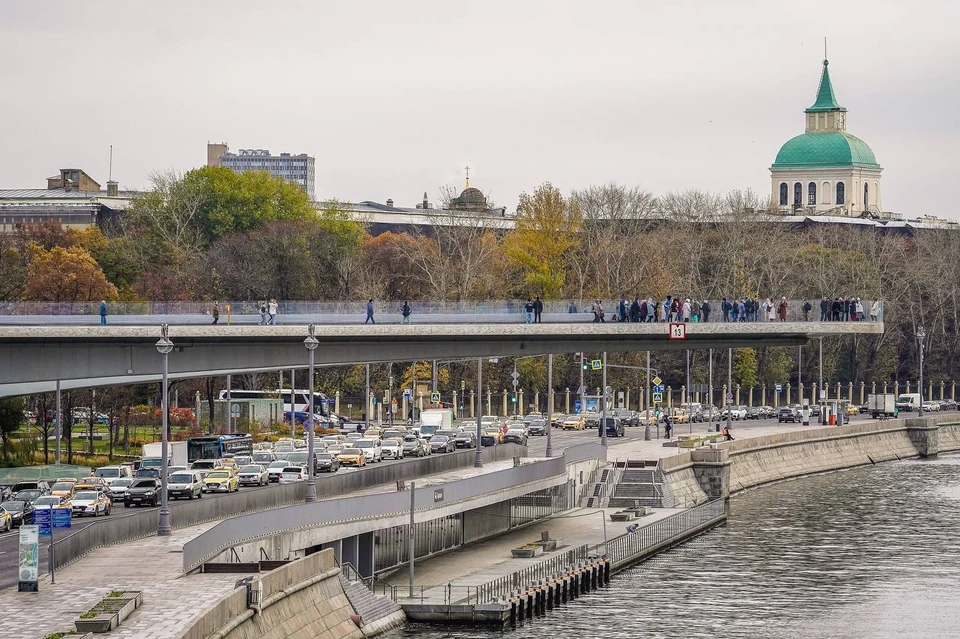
[474,358,483,468]
[155,324,174,536]
[818,336,824,424]
[545,354,554,457]
[918,326,926,417]
[304,325,319,503]
[601,352,608,447]
[726,348,732,434]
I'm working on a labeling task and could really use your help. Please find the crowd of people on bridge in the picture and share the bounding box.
[580,295,881,323]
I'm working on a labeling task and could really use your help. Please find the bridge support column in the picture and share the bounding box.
[358,531,375,579]
[342,535,359,573]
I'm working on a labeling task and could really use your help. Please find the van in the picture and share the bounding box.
[895,393,922,412]
[167,471,204,500]
[94,465,133,485]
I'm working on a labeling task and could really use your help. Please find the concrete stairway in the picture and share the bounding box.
[608,464,665,508]
[585,467,613,508]
[339,573,401,626]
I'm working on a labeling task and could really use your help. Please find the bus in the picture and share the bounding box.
[217,388,331,417]
[187,434,253,462]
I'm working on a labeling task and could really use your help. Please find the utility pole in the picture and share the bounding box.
[708,349,713,431]
[601,352,608,447]
[726,348,733,433]
[546,354,554,457]
[579,352,586,414]
[818,337,824,423]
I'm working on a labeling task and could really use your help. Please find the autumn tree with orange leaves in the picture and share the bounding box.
[23,245,118,302]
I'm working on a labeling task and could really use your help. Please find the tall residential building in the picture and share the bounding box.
[207,143,315,200]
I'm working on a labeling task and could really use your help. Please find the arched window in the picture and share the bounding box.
[779,183,788,206]
[794,182,802,207]
[808,182,817,205]
[822,182,831,204]
[836,182,845,205]
[864,182,869,208]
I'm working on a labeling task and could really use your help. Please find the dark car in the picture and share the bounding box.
[480,432,499,447]
[583,412,602,428]
[503,428,528,445]
[315,452,340,473]
[941,399,958,411]
[1,500,34,527]
[13,489,44,505]
[124,478,161,507]
[11,481,50,495]
[745,407,763,420]
[453,432,477,449]
[430,435,455,453]
[599,417,625,438]
[135,468,161,479]
[614,410,639,427]
[777,407,798,423]
[526,418,547,435]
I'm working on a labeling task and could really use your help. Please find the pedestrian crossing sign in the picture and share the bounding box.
[430,392,441,403]
[652,392,664,403]
[591,360,602,370]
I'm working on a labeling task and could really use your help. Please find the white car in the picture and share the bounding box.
[106,478,134,501]
[238,464,269,486]
[353,438,383,463]
[279,466,307,484]
[722,405,748,420]
[381,439,404,460]
[921,401,941,412]
[71,490,111,517]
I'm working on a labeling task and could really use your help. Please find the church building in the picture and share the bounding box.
[771,59,884,217]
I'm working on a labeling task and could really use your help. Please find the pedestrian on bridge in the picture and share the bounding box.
[99,300,107,326]
[258,301,267,325]
[212,301,220,325]
[365,299,376,324]
[533,296,544,323]
[400,301,412,324]
[267,299,278,325]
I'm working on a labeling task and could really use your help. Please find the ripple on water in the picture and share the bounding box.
[392,455,960,639]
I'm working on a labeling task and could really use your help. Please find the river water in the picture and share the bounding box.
[395,454,960,639]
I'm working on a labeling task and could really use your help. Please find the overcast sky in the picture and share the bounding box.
[1,1,957,216]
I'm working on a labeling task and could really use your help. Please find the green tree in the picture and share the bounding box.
[733,348,759,388]
[0,396,24,458]
[503,182,581,298]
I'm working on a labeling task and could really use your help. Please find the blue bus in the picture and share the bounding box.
[187,434,253,462]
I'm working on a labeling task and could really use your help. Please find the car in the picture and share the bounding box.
[526,418,547,435]
[34,495,71,510]
[190,459,223,479]
[219,458,239,473]
[429,435,455,453]
[671,410,690,424]
[613,410,639,427]
[273,446,295,461]
[479,416,501,431]
[722,405,747,420]
[251,451,277,465]
[285,451,310,467]
[353,438,383,463]
[232,455,253,467]
[338,447,366,467]
[745,407,763,420]
[600,417,625,438]
[315,452,340,473]
[778,407,798,423]
[401,435,426,457]
[49,481,77,499]
[237,465,269,486]
[453,432,477,449]
[71,490,111,517]
[266,460,289,482]
[583,412,601,427]
[93,465,133,485]
[124,478,161,507]
[135,468,161,479]
[551,413,567,425]
[503,428,528,446]
[11,481,50,495]
[279,466,307,484]
[381,429,407,441]
[106,478,135,501]
[940,399,958,411]
[74,477,108,493]
[809,404,822,417]
[203,470,239,493]
[13,489,44,505]
[921,401,941,412]
[168,471,204,499]
[0,500,33,527]
[381,438,405,460]
[165,466,189,477]
[0,509,9,532]
[562,416,586,430]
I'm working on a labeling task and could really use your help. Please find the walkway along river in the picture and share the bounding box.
[396,454,960,639]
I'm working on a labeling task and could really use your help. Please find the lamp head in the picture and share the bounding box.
[303,335,319,351]
[156,337,174,355]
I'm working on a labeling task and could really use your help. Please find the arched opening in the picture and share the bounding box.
[836,182,845,205]
[794,182,802,207]
[779,183,788,206]
[864,182,869,209]
[821,182,831,205]
[808,182,817,205]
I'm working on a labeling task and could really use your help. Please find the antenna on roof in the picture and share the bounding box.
[108,145,113,182]
[824,37,827,61]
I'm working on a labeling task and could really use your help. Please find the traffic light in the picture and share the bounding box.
[389,376,394,387]
[511,393,517,404]
[582,361,589,371]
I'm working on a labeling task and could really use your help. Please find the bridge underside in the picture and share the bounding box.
[0,322,882,396]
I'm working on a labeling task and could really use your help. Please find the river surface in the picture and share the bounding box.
[394,455,960,638]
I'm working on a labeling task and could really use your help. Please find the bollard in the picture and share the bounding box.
[527,593,533,619]
[518,597,524,621]
[510,601,517,626]
[604,561,611,585]
[547,583,554,610]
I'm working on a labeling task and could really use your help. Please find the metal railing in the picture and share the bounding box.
[599,498,726,566]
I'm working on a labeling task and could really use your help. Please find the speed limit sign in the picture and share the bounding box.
[669,323,687,340]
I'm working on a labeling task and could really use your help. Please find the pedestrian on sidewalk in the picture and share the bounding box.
[400,300,412,324]
[212,301,220,325]
[664,416,672,439]
[365,299,376,324]
[99,299,107,326]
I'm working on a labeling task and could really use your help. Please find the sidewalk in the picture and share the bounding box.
[0,522,246,639]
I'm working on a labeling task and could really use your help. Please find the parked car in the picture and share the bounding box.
[71,490,111,517]
[337,447,366,467]
[722,405,748,420]
[745,407,763,420]
[202,470,239,493]
[778,407,799,423]
[279,466,308,484]
[600,417,625,438]
[237,465,269,487]
[503,428,528,446]
[266,460,288,482]
[429,435,455,453]
[381,438,405,460]
[562,415,586,430]
[353,438,383,463]
[124,479,161,507]
[454,432,477,449]
[1,500,34,527]
[315,452,341,473]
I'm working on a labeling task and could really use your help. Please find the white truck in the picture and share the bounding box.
[419,409,454,438]
[867,394,897,419]
[141,441,188,468]
[895,393,922,413]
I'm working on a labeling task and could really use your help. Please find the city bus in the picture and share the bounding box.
[217,388,331,417]
[187,434,254,462]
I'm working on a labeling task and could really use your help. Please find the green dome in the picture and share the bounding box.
[772,132,880,169]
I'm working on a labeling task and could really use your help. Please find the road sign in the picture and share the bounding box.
[403,388,411,398]
[574,399,582,413]
[511,371,520,381]
[726,391,733,400]
[669,323,687,340]
[653,384,665,393]
[775,383,783,393]
[591,359,602,370]
[652,376,662,387]
[430,392,441,404]
[230,404,241,416]
[652,392,664,403]
[53,508,71,529]
[512,379,519,388]
[34,509,50,537]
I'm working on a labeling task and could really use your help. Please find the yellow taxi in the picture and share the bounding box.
[34,494,72,510]
[50,480,78,499]
[561,415,586,430]
[846,403,859,416]
[71,489,112,517]
[0,509,11,532]
[671,410,690,424]
[202,470,239,493]
[485,429,504,443]
[219,458,239,474]
[337,447,366,467]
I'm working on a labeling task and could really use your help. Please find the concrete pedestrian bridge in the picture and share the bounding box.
[0,321,881,396]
